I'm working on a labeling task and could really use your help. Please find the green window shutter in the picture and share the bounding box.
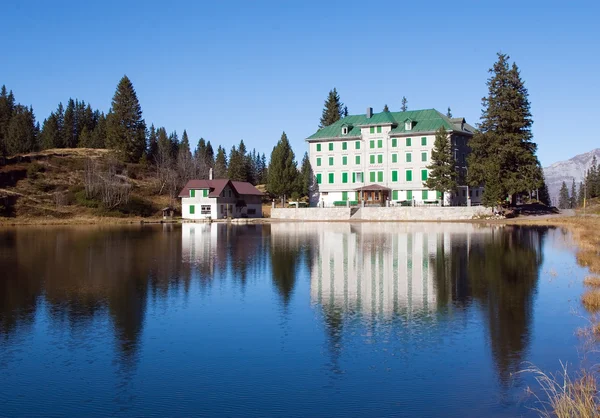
[406,153,411,163]
[370,126,375,134]
[406,138,411,147]
[407,190,413,200]
[355,141,360,149]
[317,157,321,166]
[377,139,382,148]
[370,154,375,164]
[436,191,442,199]
[355,155,360,164]
[370,140,375,148]
[392,190,398,200]
[421,152,427,162]
[352,172,356,183]
[377,126,382,133]
[189,204,195,214]
[377,154,383,164]
[406,170,412,182]
[421,137,427,146]
[342,172,348,183]
[329,157,334,166]
[392,170,398,182]
[370,171,376,182]
[421,169,428,181]
[203,189,209,197]
[190,189,195,198]
[329,143,334,151]
[316,174,322,184]
[329,173,334,184]
[316,144,321,152]
[342,191,348,201]
[392,138,397,147]
[342,142,347,150]
[377,171,383,182]
[342,156,347,165]
[422,190,428,200]
[392,153,397,163]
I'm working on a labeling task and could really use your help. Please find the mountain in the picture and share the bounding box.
[543,148,600,204]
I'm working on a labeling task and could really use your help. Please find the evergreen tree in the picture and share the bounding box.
[77,126,93,148]
[214,145,228,178]
[401,96,408,112]
[299,152,312,198]
[558,181,570,209]
[6,105,38,155]
[319,88,346,128]
[577,182,585,208]
[227,143,247,182]
[168,131,179,160]
[538,178,551,206]
[106,75,147,162]
[180,130,190,155]
[570,179,577,208]
[260,153,268,184]
[446,107,452,118]
[424,126,457,200]
[467,53,540,207]
[63,98,76,148]
[156,127,171,163]
[383,104,389,112]
[0,86,16,156]
[147,124,158,162]
[39,114,61,149]
[267,131,299,199]
[90,112,106,148]
[587,156,599,198]
[54,103,65,148]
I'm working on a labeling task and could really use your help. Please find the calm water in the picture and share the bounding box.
[0,223,590,417]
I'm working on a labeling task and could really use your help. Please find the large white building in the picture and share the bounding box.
[306,108,481,207]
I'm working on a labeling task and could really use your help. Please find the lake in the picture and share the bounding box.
[0,222,590,417]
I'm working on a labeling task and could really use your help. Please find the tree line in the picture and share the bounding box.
[558,156,600,209]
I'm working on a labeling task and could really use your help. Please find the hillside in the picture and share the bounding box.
[544,148,600,204]
[0,149,173,221]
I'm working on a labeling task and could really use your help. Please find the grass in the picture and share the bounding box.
[582,290,600,313]
[584,277,600,288]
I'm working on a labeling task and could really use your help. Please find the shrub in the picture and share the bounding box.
[26,163,45,179]
[581,290,600,312]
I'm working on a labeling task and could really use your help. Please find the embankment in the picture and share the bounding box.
[271,206,492,221]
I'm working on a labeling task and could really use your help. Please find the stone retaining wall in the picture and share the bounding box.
[271,206,492,221]
[271,208,351,220]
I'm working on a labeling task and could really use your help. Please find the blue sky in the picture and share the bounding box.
[3,0,599,166]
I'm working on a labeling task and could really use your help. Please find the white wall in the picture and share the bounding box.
[181,197,218,219]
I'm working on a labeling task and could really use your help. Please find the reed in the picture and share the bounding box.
[584,276,600,288]
[582,290,600,312]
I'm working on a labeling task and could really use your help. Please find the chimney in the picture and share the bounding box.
[209,168,213,180]
[366,107,373,119]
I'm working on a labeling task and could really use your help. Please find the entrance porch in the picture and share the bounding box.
[355,184,391,207]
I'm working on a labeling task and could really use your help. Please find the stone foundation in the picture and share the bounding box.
[271,206,492,221]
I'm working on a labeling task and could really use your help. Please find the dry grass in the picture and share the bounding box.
[584,276,600,288]
[582,290,600,313]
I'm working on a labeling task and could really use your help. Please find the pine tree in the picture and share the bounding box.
[77,126,93,148]
[267,131,299,199]
[383,104,389,112]
[54,103,65,148]
[570,179,577,208]
[538,178,551,206]
[91,113,106,148]
[558,181,570,209]
[147,124,158,162]
[169,131,179,160]
[214,145,228,178]
[299,152,312,198]
[39,113,61,149]
[260,153,268,184]
[588,156,599,198]
[401,96,408,112]
[156,127,171,163]
[446,107,452,118]
[0,86,16,156]
[106,75,147,162]
[467,53,540,207]
[227,143,247,182]
[577,182,585,207]
[63,98,76,148]
[6,105,38,155]
[319,88,346,128]
[424,126,457,200]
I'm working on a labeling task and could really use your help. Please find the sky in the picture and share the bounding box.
[2,0,599,167]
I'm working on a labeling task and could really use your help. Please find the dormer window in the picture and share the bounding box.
[342,126,348,135]
[404,119,414,131]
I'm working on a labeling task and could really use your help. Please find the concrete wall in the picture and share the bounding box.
[271,206,492,221]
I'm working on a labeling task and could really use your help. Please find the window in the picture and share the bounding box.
[377,171,383,182]
[201,205,211,214]
[407,190,413,200]
[190,189,195,198]
[392,190,398,200]
[248,208,256,215]
[370,140,375,148]
[228,190,232,197]
[421,137,427,146]
[354,172,364,183]
[355,141,361,150]
[329,157,334,166]
[476,190,479,197]
[421,169,428,181]
[342,127,348,135]
[421,152,427,162]
[392,170,398,182]
[189,205,195,214]
[316,144,321,152]
[316,157,321,166]
[316,174,322,184]
[370,126,375,134]
[355,155,360,165]
[203,189,209,197]
[342,191,348,201]
[370,154,375,164]
[377,139,383,148]
[377,154,383,164]
[392,153,398,163]
[462,189,466,197]
[405,121,413,130]
[342,172,348,183]
[406,153,412,163]
[406,170,412,182]
[342,142,347,150]
[436,191,443,200]
[370,171,376,182]
[392,138,397,147]
[406,137,412,147]
[329,143,334,151]
[377,126,382,133]
[342,156,347,165]
[328,173,334,184]
[422,190,428,200]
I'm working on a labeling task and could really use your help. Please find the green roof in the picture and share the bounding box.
[306,108,474,140]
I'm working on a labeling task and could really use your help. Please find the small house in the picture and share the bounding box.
[179,178,263,220]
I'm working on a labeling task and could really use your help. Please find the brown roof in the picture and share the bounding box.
[178,179,263,198]
[354,184,391,191]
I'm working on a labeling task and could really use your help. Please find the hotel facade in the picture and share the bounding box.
[306,108,481,207]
